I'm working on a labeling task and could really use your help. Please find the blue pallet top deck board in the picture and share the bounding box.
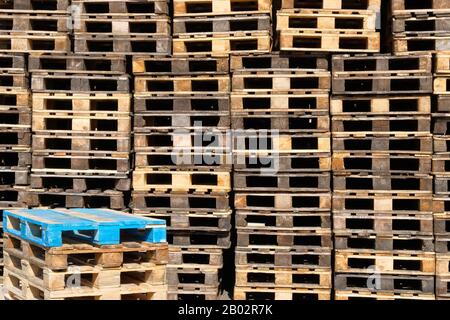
[3,208,167,248]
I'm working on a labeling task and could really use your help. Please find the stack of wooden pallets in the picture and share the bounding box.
[277,0,381,53]
[0,0,70,53]
[392,0,450,54]
[172,0,272,57]
[2,208,168,300]
[72,0,171,56]
[332,54,435,300]
[131,56,232,300]
[232,54,332,300]
[433,53,450,300]
[28,55,131,210]
[0,53,31,285]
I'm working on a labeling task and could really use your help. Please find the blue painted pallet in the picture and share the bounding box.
[3,208,166,247]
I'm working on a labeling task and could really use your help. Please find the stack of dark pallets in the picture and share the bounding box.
[28,55,131,210]
[433,53,450,300]
[172,0,272,57]
[131,56,232,300]
[332,54,435,300]
[277,0,381,53]
[0,53,30,287]
[72,0,171,56]
[232,54,332,300]
[0,0,70,53]
[2,208,168,300]
[392,0,450,54]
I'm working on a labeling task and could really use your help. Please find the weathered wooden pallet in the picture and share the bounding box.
[235,211,331,231]
[436,53,450,74]
[333,213,433,236]
[168,231,231,249]
[0,14,69,33]
[4,269,168,300]
[334,289,434,300]
[0,169,29,186]
[235,192,331,211]
[0,90,30,109]
[167,267,219,287]
[173,15,271,35]
[72,0,169,15]
[332,75,433,95]
[434,213,450,238]
[434,135,450,154]
[135,75,230,94]
[234,172,330,192]
[332,116,431,136]
[139,211,232,232]
[237,229,332,250]
[234,286,331,300]
[133,56,229,75]
[235,247,332,269]
[233,152,331,172]
[0,34,70,54]
[0,129,31,150]
[335,250,435,275]
[169,247,223,268]
[231,113,329,133]
[332,193,433,214]
[0,150,31,168]
[132,169,231,193]
[333,174,432,194]
[74,36,171,56]
[235,267,331,289]
[436,255,450,276]
[134,95,230,114]
[332,134,433,154]
[231,93,329,113]
[334,234,434,252]
[0,0,69,13]
[31,74,130,93]
[436,276,450,298]
[332,153,431,174]
[28,55,127,75]
[172,31,271,57]
[435,77,450,95]
[393,14,450,36]
[231,53,328,72]
[281,0,381,11]
[335,273,434,294]
[232,71,331,93]
[279,30,380,53]
[434,177,450,195]
[0,107,31,129]
[132,192,230,214]
[167,286,218,300]
[173,0,271,17]
[3,232,168,270]
[432,155,450,174]
[435,237,450,254]
[332,54,432,75]
[277,9,377,31]
[393,35,450,54]
[392,0,450,16]
[0,54,26,73]
[134,151,231,170]
[75,16,170,36]
[331,96,431,115]
[0,73,27,90]
[0,186,29,208]
[30,174,131,192]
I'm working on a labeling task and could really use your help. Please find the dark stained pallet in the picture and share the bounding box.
[334,234,434,252]
[0,150,31,168]
[0,169,29,186]
[30,174,131,192]
[167,267,219,287]
[167,231,231,249]
[73,0,169,15]
[169,247,223,267]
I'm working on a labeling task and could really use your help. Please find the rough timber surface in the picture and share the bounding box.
[173,0,272,17]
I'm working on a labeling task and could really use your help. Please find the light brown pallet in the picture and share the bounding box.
[0,34,70,54]
[234,286,331,300]
[281,0,381,11]
[393,36,450,54]
[436,53,450,74]
[335,289,434,300]
[230,54,328,72]
[173,0,272,17]
[132,56,229,75]
[434,77,450,95]
[235,192,332,211]
[134,75,230,94]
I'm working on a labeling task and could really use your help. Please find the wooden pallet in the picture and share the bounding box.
[173,0,271,17]
[0,54,26,72]
[235,192,331,211]
[235,247,332,269]
[167,267,219,287]
[169,247,223,268]
[277,9,377,32]
[167,286,218,300]
[436,53,450,74]
[235,211,331,231]
[74,36,171,56]
[0,169,29,186]
[279,30,380,53]
[435,77,450,95]
[436,276,450,298]
[393,14,450,36]
[436,255,450,276]
[334,234,434,252]
[133,56,229,75]
[392,0,450,16]
[172,31,271,57]
[331,96,431,115]
[30,174,130,192]
[435,237,450,254]
[335,273,434,294]
[234,286,331,300]
[0,73,27,90]
[0,0,69,13]
[135,112,229,131]
[0,129,31,150]
[231,54,328,72]
[173,15,271,35]
[332,193,433,214]
[332,153,431,174]
[168,231,231,249]
[0,150,31,168]
[433,155,450,174]
[335,250,435,275]
[132,169,231,193]
[335,289,434,300]
[433,135,450,154]
[72,0,169,15]
[281,0,381,11]
[393,35,450,54]
[0,187,29,208]
[0,90,30,109]
[0,14,69,33]
[333,212,433,236]
[134,151,231,170]
[0,34,70,54]
[0,106,31,130]
[134,75,230,94]
[332,134,433,154]
[434,176,450,195]
[135,95,230,113]
[232,71,330,93]
[235,267,331,289]
[434,213,450,238]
